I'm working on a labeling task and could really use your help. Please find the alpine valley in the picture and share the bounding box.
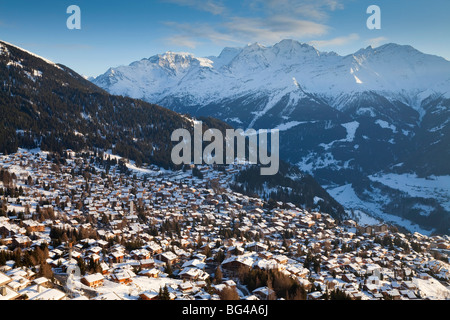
[93,39,450,235]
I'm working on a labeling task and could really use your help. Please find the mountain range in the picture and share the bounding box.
[93,39,450,235]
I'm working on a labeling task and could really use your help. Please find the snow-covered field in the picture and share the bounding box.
[413,277,450,300]
[104,150,171,177]
[369,173,450,211]
[327,183,435,235]
[347,209,381,226]
[95,277,183,300]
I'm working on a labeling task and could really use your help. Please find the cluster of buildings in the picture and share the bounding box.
[0,149,449,300]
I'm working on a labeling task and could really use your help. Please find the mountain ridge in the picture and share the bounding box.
[93,40,450,115]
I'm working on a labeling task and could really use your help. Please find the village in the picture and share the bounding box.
[0,148,449,301]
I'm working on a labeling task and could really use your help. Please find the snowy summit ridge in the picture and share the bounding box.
[93,39,450,112]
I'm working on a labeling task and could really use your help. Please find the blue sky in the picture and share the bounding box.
[1,0,449,77]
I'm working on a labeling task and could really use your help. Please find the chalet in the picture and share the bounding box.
[88,246,102,255]
[0,286,20,300]
[89,253,101,263]
[299,219,315,228]
[139,291,159,301]
[81,273,104,288]
[384,289,401,300]
[342,273,357,283]
[402,281,417,291]
[139,268,160,278]
[110,251,124,263]
[12,235,31,249]
[357,225,374,236]
[139,258,155,269]
[179,267,202,281]
[273,255,289,265]
[33,277,49,287]
[312,212,321,220]
[246,242,269,253]
[374,224,389,234]
[179,282,194,292]
[8,276,30,291]
[147,242,163,255]
[157,251,179,265]
[181,259,206,270]
[22,220,45,233]
[253,286,275,300]
[50,258,68,271]
[306,291,323,300]
[0,225,13,238]
[221,256,254,274]
[100,262,110,275]
[418,272,430,280]
[131,249,151,260]
[111,269,135,285]
[258,251,273,260]
[0,272,11,287]
[223,280,236,287]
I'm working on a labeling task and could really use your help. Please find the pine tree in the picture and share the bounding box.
[214,266,223,284]
[158,285,171,300]
[164,262,173,278]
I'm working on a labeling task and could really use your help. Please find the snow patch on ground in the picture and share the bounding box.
[272,121,316,132]
[375,119,397,133]
[319,121,359,150]
[369,173,450,211]
[313,196,324,205]
[341,121,360,142]
[104,150,171,177]
[412,204,435,217]
[327,183,435,236]
[347,209,381,226]
[297,152,341,173]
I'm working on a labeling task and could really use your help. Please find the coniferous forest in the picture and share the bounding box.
[0,41,192,169]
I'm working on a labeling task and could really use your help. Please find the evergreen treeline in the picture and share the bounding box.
[0,243,54,279]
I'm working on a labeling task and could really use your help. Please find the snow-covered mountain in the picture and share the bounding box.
[94,40,450,116]
[93,40,450,235]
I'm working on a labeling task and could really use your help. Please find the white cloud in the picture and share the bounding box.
[162,0,226,15]
[309,33,359,49]
[366,36,388,48]
[165,35,200,49]
[224,16,328,44]
[248,0,345,21]
[163,21,242,46]
[161,0,345,49]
